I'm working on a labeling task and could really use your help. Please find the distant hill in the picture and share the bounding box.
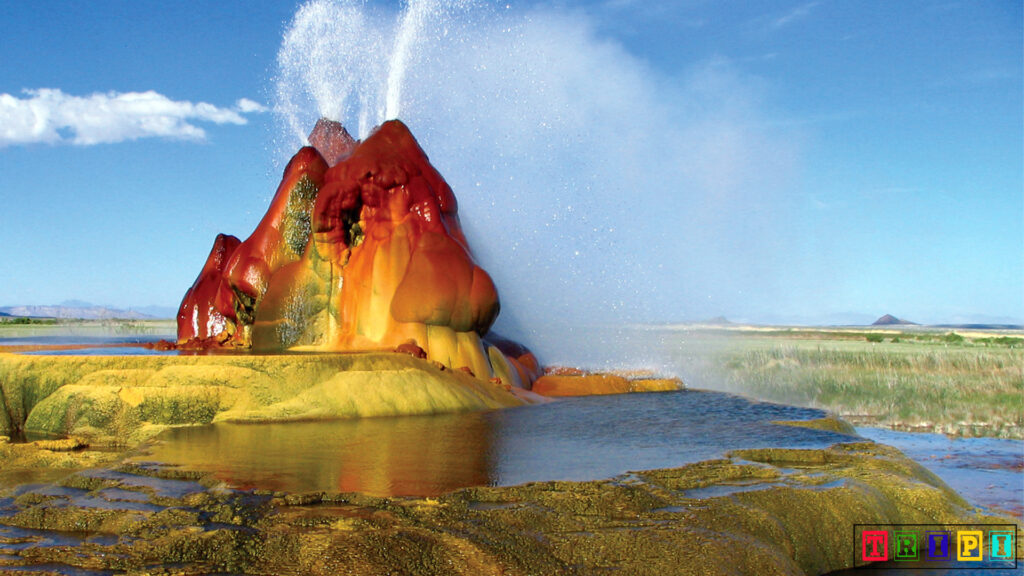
[0,304,159,320]
[701,316,733,325]
[872,314,918,326]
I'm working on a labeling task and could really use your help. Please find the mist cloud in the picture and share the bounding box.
[273,1,804,351]
[391,8,802,328]
[0,89,266,147]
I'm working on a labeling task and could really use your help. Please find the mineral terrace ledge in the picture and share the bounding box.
[0,352,684,446]
[0,352,526,445]
[0,420,1019,575]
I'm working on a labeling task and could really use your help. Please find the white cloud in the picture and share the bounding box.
[771,1,821,29]
[0,89,266,147]
[235,97,269,114]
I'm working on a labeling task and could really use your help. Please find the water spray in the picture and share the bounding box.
[277,0,472,141]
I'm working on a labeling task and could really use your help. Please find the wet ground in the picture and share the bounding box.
[856,427,1023,520]
[131,392,1024,522]
[3,436,1014,576]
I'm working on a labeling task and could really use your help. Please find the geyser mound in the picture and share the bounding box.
[177,119,539,389]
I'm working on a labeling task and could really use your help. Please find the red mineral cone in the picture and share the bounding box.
[176,118,537,388]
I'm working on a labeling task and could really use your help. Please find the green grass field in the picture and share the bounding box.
[695,329,1023,438]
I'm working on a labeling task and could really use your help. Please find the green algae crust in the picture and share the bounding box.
[0,441,1018,576]
[771,414,859,435]
[0,352,522,445]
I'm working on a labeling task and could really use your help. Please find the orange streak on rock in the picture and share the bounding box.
[532,374,681,396]
[532,374,632,396]
[177,148,328,348]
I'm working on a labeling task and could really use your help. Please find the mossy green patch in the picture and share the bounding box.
[0,389,11,437]
[0,435,121,487]
[771,415,858,435]
[282,174,320,257]
[229,367,512,422]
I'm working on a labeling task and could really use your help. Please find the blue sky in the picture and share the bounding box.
[0,0,1020,327]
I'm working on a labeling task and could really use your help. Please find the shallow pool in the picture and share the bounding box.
[137,389,858,496]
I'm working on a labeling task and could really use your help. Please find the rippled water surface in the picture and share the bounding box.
[139,390,858,496]
[856,427,1024,519]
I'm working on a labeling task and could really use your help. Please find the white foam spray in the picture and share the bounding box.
[385,0,431,120]
[275,0,385,141]
[276,0,472,141]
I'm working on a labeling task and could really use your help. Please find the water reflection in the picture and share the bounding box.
[145,413,494,496]
[141,390,857,496]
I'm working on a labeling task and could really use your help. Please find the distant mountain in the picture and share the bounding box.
[871,314,918,326]
[0,305,158,320]
[701,316,733,325]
